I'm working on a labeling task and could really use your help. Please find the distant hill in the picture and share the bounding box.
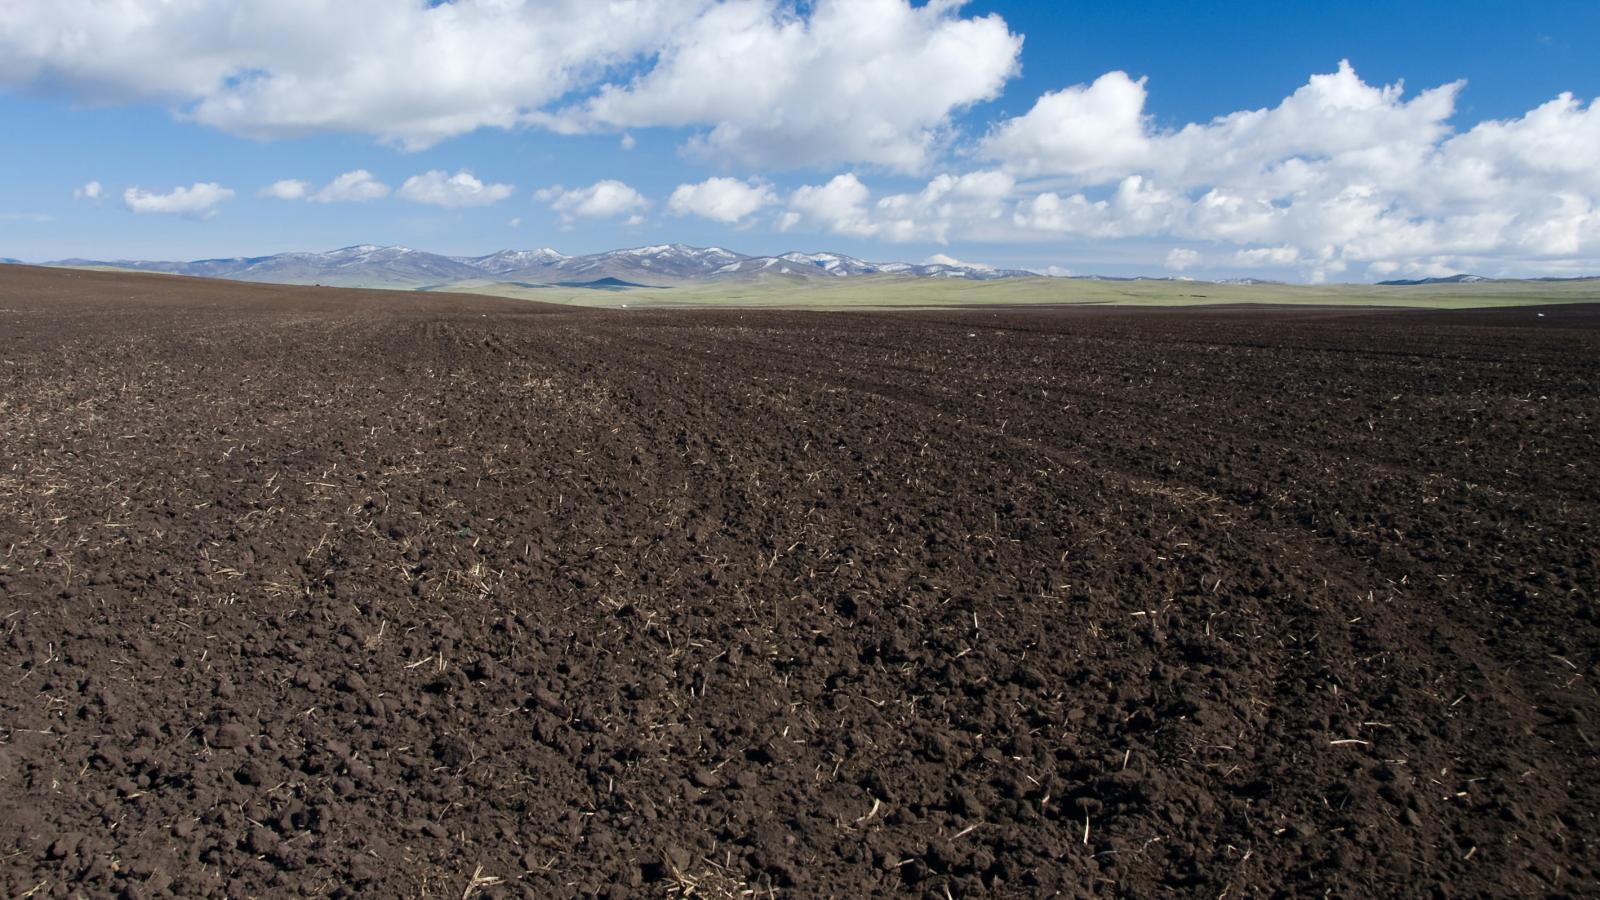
[1379,274,1600,286]
[1377,274,1492,286]
[463,248,568,275]
[45,243,1034,289]
[49,245,484,288]
[551,277,656,291]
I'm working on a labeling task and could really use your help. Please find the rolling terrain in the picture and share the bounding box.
[13,248,1598,309]
[451,270,1600,310]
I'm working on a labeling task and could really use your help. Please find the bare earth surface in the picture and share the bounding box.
[1,265,1596,898]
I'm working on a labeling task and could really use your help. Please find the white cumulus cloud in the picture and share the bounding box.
[780,174,874,236]
[73,180,104,201]
[398,170,515,208]
[0,0,713,150]
[1234,246,1301,267]
[781,170,1015,243]
[667,177,776,224]
[311,170,390,203]
[981,71,1154,182]
[538,180,650,225]
[1165,248,1201,271]
[260,179,309,200]
[0,0,1020,169]
[122,182,234,218]
[788,58,1595,274]
[978,61,1600,276]
[552,0,1021,171]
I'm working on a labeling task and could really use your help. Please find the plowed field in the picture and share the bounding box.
[2,265,1596,898]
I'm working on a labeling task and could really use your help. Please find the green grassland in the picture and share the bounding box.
[25,262,1600,310]
[432,273,1600,310]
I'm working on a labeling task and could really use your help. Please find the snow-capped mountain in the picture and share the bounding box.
[459,248,568,275]
[48,245,486,287]
[1376,274,1491,286]
[42,243,1037,287]
[240,245,489,284]
[544,244,747,281]
[710,251,875,278]
[713,251,1029,281]
[883,261,1030,280]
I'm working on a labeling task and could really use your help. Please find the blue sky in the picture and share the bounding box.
[2,0,1597,280]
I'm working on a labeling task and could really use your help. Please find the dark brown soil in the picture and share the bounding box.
[2,264,1597,898]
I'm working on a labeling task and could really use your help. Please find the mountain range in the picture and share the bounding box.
[10,247,1590,291]
[35,243,1036,289]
